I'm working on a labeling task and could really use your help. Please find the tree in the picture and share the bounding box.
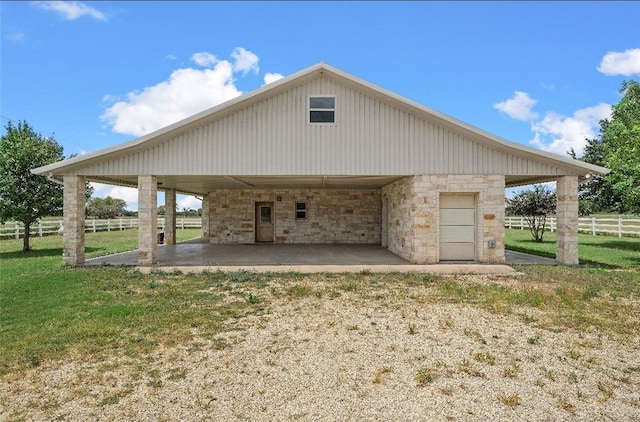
[87,196,128,219]
[506,185,556,242]
[0,121,65,251]
[580,80,640,214]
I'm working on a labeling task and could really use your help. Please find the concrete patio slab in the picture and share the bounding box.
[84,238,556,274]
[135,264,516,275]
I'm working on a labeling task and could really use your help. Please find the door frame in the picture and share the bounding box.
[255,202,275,243]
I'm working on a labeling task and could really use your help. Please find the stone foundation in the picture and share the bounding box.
[208,189,381,244]
[382,175,505,264]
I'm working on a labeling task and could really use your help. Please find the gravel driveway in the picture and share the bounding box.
[2,277,639,421]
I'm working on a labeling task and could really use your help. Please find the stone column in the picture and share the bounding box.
[63,175,85,265]
[138,176,157,266]
[164,188,176,245]
[201,193,211,239]
[381,197,388,248]
[556,176,579,265]
[480,175,506,264]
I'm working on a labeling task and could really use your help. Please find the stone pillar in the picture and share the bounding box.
[201,193,211,239]
[480,175,506,264]
[411,176,439,264]
[381,197,388,248]
[138,176,157,266]
[556,176,579,265]
[63,175,85,265]
[164,188,176,245]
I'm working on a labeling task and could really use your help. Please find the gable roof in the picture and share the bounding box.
[33,62,608,192]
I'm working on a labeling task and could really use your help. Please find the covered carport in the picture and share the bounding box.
[32,63,608,268]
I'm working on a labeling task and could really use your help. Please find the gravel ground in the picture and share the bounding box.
[2,278,639,421]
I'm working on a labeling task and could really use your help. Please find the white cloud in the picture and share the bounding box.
[529,103,611,155]
[101,60,241,136]
[178,195,202,211]
[231,47,259,75]
[33,1,107,21]
[263,72,285,85]
[597,48,640,76]
[90,183,202,212]
[493,91,539,121]
[101,48,266,137]
[191,52,218,67]
[90,183,139,210]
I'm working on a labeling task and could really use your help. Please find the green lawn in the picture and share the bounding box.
[1,229,638,376]
[506,228,640,268]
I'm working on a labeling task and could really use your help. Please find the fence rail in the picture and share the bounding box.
[0,218,202,239]
[505,216,640,238]
[2,216,638,239]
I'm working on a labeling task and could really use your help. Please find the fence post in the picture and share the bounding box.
[591,217,596,236]
[181,218,184,229]
[38,221,43,237]
[119,218,123,231]
[618,218,623,238]
[15,222,19,239]
[107,219,111,231]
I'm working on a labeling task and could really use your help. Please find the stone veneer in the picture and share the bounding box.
[208,189,381,244]
[164,188,176,245]
[382,175,505,264]
[137,175,157,266]
[201,194,211,238]
[63,175,86,265]
[555,176,579,265]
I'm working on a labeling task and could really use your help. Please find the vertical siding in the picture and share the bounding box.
[75,74,571,178]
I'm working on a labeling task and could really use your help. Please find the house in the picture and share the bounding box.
[33,63,609,267]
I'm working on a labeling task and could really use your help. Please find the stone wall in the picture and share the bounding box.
[208,189,381,244]
[382,175,505,264]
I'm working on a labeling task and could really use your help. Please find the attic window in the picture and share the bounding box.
[309,96,335,123]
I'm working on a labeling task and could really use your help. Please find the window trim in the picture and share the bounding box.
[309,95,336,125]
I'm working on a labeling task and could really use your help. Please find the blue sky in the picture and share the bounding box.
[2,1,639,210]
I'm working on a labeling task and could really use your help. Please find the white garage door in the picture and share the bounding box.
[439,193,476,261]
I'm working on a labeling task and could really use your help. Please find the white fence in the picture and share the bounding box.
[0,218,202,239]
[3,216,638,239]
[506,216,640,238]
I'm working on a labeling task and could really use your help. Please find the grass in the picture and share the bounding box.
[1,230,639,375]
[415,367,437,386]
[505,228,640,268]
[497,392,521,407]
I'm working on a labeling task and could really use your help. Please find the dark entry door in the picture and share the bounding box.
[255,202,274,242]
